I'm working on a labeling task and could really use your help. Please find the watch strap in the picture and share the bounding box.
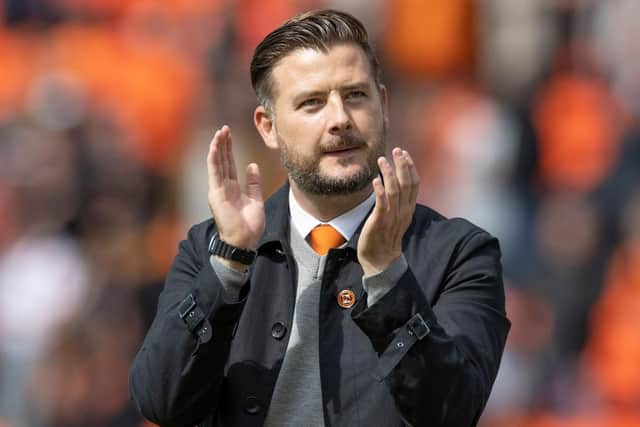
[208,233,256,265]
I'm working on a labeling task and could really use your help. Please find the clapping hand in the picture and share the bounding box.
[207,125,265,269]
[358,147,420,276]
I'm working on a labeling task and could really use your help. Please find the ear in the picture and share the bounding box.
[379,84,389,130]
[254,105,279,150]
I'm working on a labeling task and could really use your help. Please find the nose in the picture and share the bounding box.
[327,92,352,134]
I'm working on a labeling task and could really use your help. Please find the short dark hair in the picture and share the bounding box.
[250,9,381,111]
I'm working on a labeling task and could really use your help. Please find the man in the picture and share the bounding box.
[129,9,510,427]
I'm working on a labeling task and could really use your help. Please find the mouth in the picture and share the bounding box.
[323,145,364,155]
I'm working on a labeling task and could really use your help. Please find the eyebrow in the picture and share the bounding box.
[292,82,372,104]
[341,82,371,92]
[293,90,326,104]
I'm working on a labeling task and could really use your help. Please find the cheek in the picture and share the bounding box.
[353,104,383,127]
[277,115,324,149]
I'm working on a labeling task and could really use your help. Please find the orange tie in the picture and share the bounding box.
[309,224,346,256]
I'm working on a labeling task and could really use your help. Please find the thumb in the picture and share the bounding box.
[245,163,263,202]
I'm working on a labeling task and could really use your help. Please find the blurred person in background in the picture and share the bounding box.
[130,9,509,427]
[0,114,162,427]
[0,121,90,426]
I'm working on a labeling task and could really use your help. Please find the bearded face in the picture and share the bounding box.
[256,44,389,197]
[278,124,385,195]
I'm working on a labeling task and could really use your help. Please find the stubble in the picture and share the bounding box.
[279,127,385,196]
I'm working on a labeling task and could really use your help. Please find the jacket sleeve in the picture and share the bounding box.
[351,226,510,427]
[129,221,247,427]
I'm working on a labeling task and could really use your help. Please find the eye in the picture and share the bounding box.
[345,90,367,100]
[298,98,323,109]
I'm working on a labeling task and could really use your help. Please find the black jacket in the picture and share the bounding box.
[129,183,510,427]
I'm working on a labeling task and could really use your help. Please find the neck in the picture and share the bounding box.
[290,181,373,222]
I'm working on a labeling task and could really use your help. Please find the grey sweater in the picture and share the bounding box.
[210,228,407,426]
[264,224,326,426]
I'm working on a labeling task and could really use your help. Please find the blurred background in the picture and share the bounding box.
[0,0,639,426]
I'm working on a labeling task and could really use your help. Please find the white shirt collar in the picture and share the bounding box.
[289,189,376,241]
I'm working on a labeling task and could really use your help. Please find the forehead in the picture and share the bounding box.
[270,43,375,100]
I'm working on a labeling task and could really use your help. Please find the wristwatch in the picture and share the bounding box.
[208,233,257,265]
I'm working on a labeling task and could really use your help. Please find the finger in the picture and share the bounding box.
[371,176,387,218]
[404,150,420,205]
[246,163,263,202]
[393,147,412,205]
[223,125,238,181]
[207,130,223,188]
[378,156,399,213]
[219,125,230,179]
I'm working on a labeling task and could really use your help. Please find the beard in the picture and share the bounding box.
[279,127,385,196]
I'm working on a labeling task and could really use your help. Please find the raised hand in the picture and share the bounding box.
[207,125,265,252]
[357,147,420,276]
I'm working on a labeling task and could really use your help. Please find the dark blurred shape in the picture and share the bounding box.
[483,286,554,425]
[533,193,606,363]
[4,0,60,26]
[27,289,145,427]
[0,120,80,231]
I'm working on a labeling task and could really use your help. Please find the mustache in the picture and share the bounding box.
[320,134,367,152]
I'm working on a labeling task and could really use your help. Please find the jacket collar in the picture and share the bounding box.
[258,182,291,250]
